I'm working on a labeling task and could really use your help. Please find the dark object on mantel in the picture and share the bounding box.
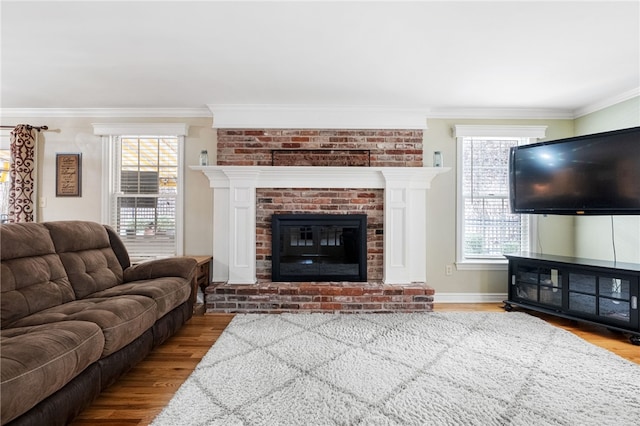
[503,252,640,345]
[271,149,371,166]
[272,214,367,282]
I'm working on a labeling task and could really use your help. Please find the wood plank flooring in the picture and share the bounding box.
[70,304,639,425]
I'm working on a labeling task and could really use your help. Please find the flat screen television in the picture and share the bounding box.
[509,126,640,215]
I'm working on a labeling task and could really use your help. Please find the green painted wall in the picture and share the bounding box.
[573,96,640,263]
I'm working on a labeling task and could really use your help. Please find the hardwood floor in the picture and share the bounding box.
[70,304,639,425]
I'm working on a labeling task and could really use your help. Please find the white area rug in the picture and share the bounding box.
[152,312,640,426]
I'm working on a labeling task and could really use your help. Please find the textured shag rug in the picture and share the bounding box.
[152,312,640,426]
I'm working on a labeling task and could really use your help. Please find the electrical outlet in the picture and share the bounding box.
[445,264,453,276]
[39,197,47,208]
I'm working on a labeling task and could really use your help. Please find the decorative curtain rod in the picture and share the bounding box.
[0,125,49,132]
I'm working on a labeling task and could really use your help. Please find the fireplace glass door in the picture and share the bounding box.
[271,214,367,282]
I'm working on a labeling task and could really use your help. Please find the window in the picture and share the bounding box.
[95,123,188,262]
[0,141,9,223]
[454,125,547,268]
[0,129,14,223]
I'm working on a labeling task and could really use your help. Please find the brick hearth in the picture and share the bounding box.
[206,281,434,313]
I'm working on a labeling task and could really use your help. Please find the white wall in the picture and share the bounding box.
[26,116,216,257]
[573,96,640,263]
[423,118,575,298]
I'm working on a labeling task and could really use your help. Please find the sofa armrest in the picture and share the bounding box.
[103,225,131,270]
[123,257,197,283]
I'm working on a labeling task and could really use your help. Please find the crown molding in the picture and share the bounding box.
[2,89,638,122]
[0,106,574,122]
[453,124,547,139]
[427,107,574,120]
[427,88,640,120]
[0,108,211,118]
[573,87,640,118]
[207,104,429,129]
[92,122,189,136]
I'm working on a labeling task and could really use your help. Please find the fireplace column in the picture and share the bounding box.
[381,169,427,284]
[213,169,259,284]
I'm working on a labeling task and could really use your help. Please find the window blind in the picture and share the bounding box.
[111,136,178,261]
[462,137,529,258]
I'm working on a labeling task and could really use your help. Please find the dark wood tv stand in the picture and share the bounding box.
[503,252,640,345]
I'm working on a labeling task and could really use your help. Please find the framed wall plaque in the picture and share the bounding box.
[56,153,82,197]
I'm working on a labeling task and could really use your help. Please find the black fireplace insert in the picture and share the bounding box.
[271,214,367,282]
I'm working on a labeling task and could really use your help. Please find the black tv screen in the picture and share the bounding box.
[509,126,640,215]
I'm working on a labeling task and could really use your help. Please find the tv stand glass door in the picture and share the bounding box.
[504,252,640,345]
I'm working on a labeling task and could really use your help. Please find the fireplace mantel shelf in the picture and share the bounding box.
[191,165,450,189]
[193,165,450,285]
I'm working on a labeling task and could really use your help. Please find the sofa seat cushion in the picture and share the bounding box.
[89,277,192,319]
[0,321,104,425]
[44,221,124,299]
[7,296,157,357]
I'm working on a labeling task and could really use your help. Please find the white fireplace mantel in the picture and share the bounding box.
[192,165,450,285]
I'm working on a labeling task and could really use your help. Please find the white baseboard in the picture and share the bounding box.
[434,292,507,304]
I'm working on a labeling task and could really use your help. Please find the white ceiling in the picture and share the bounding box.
[1,0,639,118]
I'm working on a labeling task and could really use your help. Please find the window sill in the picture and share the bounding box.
[455,259,508,271]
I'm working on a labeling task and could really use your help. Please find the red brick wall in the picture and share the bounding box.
[218,128,423,283]
[256,188,384,281]
[217,129,423,167]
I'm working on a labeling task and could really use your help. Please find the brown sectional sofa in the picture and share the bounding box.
[0,221,197,426]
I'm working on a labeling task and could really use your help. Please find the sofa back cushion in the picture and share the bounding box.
[0,223,76,328]
[44,221,124,299]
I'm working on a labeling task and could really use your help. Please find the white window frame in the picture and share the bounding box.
[453,125,547,270]
[93,123,188,259]
[0,130,12,222]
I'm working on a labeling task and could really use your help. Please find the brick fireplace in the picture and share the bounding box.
[257,188,384,282]
[194,128,448,313]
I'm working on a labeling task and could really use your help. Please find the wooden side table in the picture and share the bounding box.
[188,255,212,315]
